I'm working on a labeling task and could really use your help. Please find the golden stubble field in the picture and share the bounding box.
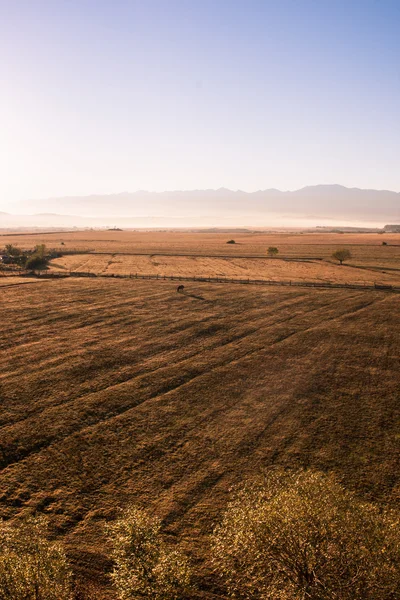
[2,229,400,260]
[0,276,399,596]
[0,230,400,260]
[2,229,400,285]
[48,253,399,285]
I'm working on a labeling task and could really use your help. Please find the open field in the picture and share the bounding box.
[2,229,400,286]
[0,277,399,597]
[1,229,400,264]
[0,276,49,288]
[48,252,400,286]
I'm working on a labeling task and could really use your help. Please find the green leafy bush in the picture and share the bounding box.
[25,255,49,270]
[25,244,50,270]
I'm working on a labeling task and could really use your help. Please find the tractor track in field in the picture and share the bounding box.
[0,289,362,416]
[0,291,383,471]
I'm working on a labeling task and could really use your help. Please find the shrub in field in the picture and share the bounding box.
[26,255,49,270]
[107,505,191,600]
[4,244,23,258]
[26,245,50,270]
[211,470,400,600]
[2,244,27,267]
[332,248,351,264]
[0,516,73,600]
[227,240,236,244]
[267,247,279,257]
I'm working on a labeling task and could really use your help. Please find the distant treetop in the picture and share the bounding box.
[332,248,352,264]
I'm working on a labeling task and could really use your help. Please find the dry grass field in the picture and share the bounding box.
[0,277,49,287]
[2,229,399,285]
[48,252,400,285]
[1,229,400,261]
[0,275,399,597]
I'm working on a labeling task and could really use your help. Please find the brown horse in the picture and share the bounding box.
[177,285,185,293]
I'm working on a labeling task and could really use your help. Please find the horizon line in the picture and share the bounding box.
[19,183,400,203]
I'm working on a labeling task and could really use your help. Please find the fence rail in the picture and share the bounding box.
[91,251,324,261]
[29,270,400,292]
[52,247,94,255]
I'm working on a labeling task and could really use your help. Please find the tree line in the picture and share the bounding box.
[0,244,57,271]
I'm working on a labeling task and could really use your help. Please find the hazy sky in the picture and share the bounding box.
[1,0,400,209]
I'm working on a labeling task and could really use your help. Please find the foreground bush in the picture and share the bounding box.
[107,505,191,599]
[0,516,73,600]
[211,470,400,600]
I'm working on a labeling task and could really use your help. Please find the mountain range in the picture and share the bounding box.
[1,185,399,228]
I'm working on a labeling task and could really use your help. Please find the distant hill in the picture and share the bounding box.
[2,185,399,227]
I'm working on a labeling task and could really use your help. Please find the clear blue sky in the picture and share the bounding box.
[1,0,399,208]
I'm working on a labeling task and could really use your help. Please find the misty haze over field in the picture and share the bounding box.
[2,3,400,231]
[1,184,399,229]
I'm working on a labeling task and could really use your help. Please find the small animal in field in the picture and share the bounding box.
[177,285,185,293]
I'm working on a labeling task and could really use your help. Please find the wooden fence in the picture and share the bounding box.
[31,270,399,292]
[91,251,325,261]
[52,247,93,255]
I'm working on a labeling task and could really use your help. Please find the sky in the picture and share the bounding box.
[1,0,400,210]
